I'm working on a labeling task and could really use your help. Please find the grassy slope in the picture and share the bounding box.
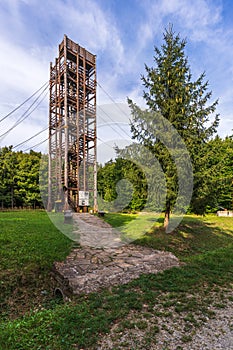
[0,211,233,349]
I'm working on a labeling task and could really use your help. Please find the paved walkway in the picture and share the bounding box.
[52,214,180,298]
[72,213,124,248]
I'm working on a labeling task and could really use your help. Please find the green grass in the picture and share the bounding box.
[0,211,233,349]
[140,214,233,259]
[104,212,233,259]
[0,210,72,319]
[103,212,161,241]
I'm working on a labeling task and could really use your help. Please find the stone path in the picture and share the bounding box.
[52,214,180,298]
[71,213,124,248]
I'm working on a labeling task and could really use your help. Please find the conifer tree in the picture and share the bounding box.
[128,25,219,229]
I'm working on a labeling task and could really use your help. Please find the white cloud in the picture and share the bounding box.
[0,0,232,151]
[0,0,125,149]
[0,39,48,97]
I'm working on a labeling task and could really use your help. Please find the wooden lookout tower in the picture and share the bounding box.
[47,35,97,212]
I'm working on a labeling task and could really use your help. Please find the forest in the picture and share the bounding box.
[98,135,233,214]
[0,134,232,213]
[0,146,42,209]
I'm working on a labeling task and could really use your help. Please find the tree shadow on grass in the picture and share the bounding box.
[134,215,233,260]
[103,213,138,227]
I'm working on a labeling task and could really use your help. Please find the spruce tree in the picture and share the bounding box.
[128,25,219,230]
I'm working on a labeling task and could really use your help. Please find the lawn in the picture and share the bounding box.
[0,210,233,349]
[0,211,72,320]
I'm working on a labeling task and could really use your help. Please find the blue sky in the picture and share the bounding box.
[0,0,232,155]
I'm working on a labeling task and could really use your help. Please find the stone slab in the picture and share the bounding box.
[52,245,180,298]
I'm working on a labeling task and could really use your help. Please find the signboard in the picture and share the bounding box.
[79,191,89,206]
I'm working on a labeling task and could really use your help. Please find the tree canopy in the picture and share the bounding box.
[125,26,221,229]
[0,146,42,209]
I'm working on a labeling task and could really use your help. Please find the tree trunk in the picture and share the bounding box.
[164,201,170,232]
[11,186,14,210]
